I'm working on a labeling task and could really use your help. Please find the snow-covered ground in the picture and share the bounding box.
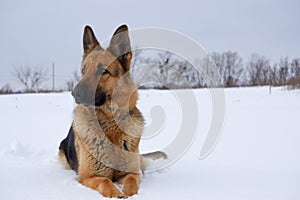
[0,87,299,200]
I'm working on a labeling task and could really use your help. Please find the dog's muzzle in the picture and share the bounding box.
[72,84,106,107]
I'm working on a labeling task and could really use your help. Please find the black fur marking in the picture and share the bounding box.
[59,125,79,172]
[123,140,129,151]
[95,87,106,106]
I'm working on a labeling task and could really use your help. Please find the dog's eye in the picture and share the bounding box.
[81,68,86,75]
[96,67,111,76]
[103,70,110,75]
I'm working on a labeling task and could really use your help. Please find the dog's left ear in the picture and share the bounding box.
[108,25,132,72]
[83,26,101,55]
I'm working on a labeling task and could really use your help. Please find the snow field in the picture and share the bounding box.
[0,87,299,199]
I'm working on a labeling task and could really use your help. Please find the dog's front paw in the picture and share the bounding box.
[122,174,139,197]
[97,180,124,198]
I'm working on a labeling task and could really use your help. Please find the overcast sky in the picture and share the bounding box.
[0,0,299,90]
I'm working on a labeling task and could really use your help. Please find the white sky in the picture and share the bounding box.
[0,0,299,90]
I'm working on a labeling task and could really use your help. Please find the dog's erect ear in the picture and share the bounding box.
[83,26,101,54]
[107,25,132,72]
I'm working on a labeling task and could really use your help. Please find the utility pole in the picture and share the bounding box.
[269,66,272,95]
[52,62,55,91]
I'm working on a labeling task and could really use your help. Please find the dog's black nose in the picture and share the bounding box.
[71,90,80,99]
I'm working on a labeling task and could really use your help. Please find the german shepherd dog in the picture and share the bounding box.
[58,25,166,198]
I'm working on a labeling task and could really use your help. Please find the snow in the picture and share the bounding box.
[0,87,299,199]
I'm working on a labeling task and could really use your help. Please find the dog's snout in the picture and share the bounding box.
[72,85,86,104]
[72,82,106,107]
[72,88,81,99]
[71,90,75,98]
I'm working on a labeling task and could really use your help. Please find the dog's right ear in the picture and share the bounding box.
[83,26,101,54]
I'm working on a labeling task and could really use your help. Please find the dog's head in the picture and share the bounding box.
[72,25,137,110]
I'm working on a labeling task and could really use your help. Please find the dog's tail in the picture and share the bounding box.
[140,151,167,172]
[142,151,167,160]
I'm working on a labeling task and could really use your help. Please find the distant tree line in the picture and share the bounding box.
[1,51,299,94]
[0,84,13,94]
[131,50,300,89]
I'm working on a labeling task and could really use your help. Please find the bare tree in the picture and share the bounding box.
[155,51,205,88]
[278,57,290,85]
[246,54,270,86]
[185,59,204,88]
[290,58,300,78]
[14,65,47,92]
[131,50,194,89]
[195,55,223,87]
[130,47,142,76]
[269,63,279,86]
[211,51,243,87]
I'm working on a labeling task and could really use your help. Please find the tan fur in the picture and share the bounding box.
[58,150,71,170]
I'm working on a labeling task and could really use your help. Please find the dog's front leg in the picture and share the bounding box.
[79,176,123,198]
[118,173,140,197]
